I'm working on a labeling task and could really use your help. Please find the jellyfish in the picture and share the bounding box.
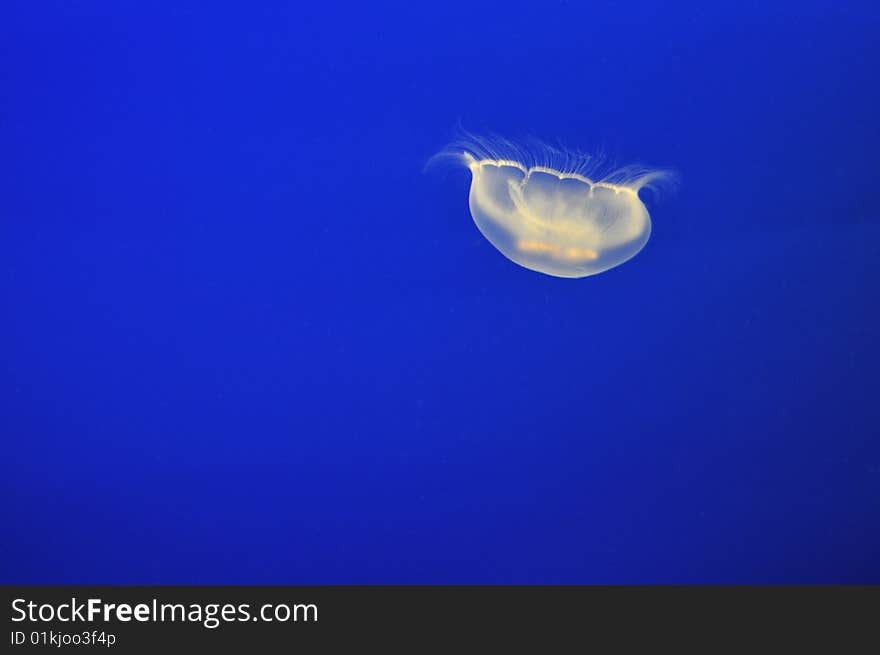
[436,134,675,278]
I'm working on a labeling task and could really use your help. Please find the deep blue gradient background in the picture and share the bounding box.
[2,1,878,583]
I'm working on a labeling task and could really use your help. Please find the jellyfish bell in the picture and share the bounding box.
[436,134,675,278]
[465,158,653,278]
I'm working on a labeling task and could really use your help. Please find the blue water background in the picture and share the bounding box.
[2,1,878,582]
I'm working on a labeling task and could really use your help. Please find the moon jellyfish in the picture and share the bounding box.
[437,134,675,278]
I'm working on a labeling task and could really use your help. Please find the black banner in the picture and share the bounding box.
[2,586,878,651]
